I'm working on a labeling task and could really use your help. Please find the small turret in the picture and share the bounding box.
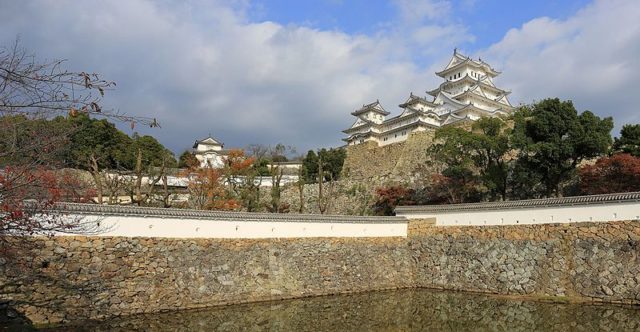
[350,100,388,124]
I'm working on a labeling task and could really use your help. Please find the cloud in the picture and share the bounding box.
[481,0,640,131]
[6,0,635,156]
[392,0,451,23]
[0,0,470,154]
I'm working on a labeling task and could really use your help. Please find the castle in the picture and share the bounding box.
[193,136,228,168]
[343,49,514,146]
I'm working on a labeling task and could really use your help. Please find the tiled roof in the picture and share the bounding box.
[395,192,640,214]
[49,202,408,224]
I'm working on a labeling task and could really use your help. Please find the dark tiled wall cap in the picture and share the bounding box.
[42,202,408,224]
[395,192,640,214]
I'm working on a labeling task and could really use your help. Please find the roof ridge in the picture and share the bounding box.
[396,192,640,214]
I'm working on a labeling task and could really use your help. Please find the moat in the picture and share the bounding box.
[28,289,640,331]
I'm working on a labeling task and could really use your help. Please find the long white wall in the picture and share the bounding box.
[397,201,640,226]
[63,214,408,239]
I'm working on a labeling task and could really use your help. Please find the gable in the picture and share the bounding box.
[202,137,221,145]
[350,117,369,129]
[399,107,415,117]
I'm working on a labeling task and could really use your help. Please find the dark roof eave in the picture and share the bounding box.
[436,61,500,77]
[351,108,390,116]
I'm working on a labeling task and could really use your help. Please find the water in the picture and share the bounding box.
[33,289,640,331]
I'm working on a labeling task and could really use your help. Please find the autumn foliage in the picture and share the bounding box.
[184,149,258,211]
[371,186,414,216]
[579,153,640,195]
[186,166,240,210]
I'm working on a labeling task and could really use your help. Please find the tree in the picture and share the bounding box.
[0,39,156,125]
[265,144,295,213]
[126,134,176,206]
[221,149,257,211]
[302,150,319,183]
[471,117,511,200]
[0,40,156,251]
[318,148,346,181]
[66,114,134,203]
[579,154,640,195]
[428,126,482,203]
[295,165,306,213]
[178,150,198,169]
[429,117,511,202]
[613,124,640,157]
[186,166,239,210]
[511,98,613,197]
[371,185,413,216]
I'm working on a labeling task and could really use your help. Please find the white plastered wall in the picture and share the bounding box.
[64,215,408,239]
[397,202,640,226]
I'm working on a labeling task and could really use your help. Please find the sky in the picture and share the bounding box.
[1,0,638,156]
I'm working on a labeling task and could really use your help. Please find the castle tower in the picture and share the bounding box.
[342,100,389,145]
[342,49,514,146]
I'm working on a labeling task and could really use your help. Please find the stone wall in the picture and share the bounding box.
[1,236,412,325]
[410,220,640,304]
[341,131,437,184]
[275,131,439,215]
[3,220,640,326]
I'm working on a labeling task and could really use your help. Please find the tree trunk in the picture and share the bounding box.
[134,148,143,206]
[88,154,103,204]
[318,156,325,214]
[297,167,305,214]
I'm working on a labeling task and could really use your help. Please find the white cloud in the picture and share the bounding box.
[0,0,470,153]
[10,0,637,154]
[482,0,640,130]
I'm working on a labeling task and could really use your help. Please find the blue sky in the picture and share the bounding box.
[1,0,638,155]
[251,0,592,50]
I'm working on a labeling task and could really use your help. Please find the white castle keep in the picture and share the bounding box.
[343,49,514,146]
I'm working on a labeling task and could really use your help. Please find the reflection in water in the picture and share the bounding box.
[44,289,640,332]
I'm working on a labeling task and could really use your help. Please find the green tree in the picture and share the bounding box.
[317,148,346,181]
[511,98,613,197]
[302,150,319,183]
[429,126,481,203]
[613,124,640,157]
[0,114,71,167]
[471,117,511,200]
[131,133,176,169]
[67,114,133,170]
[302,148,346,184]
[178,150,198,168]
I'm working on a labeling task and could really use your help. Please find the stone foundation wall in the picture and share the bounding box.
[410,221,640,303]
[341,131,437,184]
[1,237,412,325]
[2,220,640,326]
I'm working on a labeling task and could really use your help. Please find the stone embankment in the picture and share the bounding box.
[1,237,412,325]
[411,221,640,304]
[1,220,639,326]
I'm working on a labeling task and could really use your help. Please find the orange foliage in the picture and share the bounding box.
[186,166,240,211]
[224,149,256,175]
[182,149,258,211]
[579,153,640,195]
